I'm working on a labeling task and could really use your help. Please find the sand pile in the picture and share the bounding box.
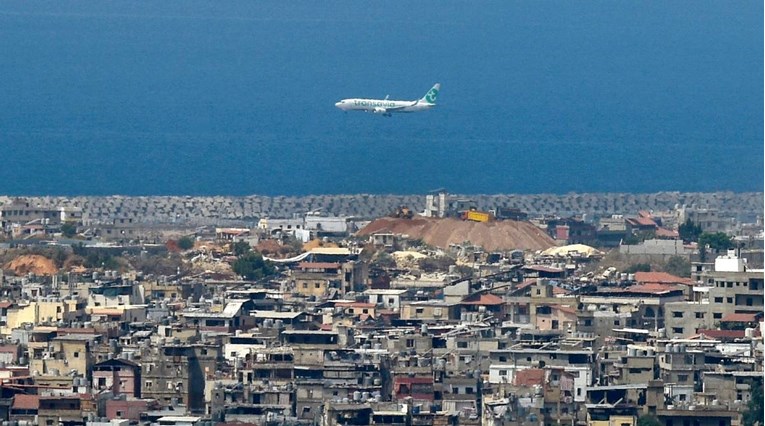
[5,255,58,276]
[357,217,556,252]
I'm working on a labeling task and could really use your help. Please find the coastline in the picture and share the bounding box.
[1,191,761,226]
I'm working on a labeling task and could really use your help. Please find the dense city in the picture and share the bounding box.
[0,191,761,426]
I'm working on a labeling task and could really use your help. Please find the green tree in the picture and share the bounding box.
[232,252,276,280]
[663,255,691,278]
[699,232,734,251]
[232,241,251,256]
[371,252,396,269]
[177,236,195,251]
[625,263,651,273]
[638,415,662,426]
[623,234,641,245]
[743,379,763,426]
[455,265,475,278]
[60,222,77,238]
[84,252,120,270]
[419,256,456,273]
[678,219,702,243]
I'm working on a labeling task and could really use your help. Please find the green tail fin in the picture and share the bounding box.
[421,83,440,104]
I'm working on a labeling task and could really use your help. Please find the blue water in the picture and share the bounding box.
[0,1,761,195]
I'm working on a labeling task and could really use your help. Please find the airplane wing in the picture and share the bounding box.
[380,101,417,112]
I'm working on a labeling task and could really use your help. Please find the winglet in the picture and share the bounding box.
[421,83,440,104]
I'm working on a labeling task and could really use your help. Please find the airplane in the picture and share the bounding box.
[335,83,440,117]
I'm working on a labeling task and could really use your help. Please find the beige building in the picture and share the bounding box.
[290,261,367,299]
[5,299,83,331]
[400,301,457,321]
[29,335,95,377]
[665,252,764,338]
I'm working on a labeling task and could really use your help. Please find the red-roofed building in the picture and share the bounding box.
[624,283,683,295]
[10,394,39,423]
[635,272,693,287]
[394,376,433,402]
[514,368,545,386]
[655,227,679,239]
[105,397,158,422]
[694,329,753,342]
[625,216,659,233]
[460,293,506,318]
[552,286,571,296]
[720,312,763,325]
[461,293,504,306]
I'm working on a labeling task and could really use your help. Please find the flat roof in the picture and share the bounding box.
[251,311,303,319]
[613,328,651,334]
[310,247,351,255]
[158,416,202,422]
[364,289,407,295]
[587,384,648,391]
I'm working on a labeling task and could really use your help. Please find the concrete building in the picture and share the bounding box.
[141,343,221,414]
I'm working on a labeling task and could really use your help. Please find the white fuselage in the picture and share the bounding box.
[334,98,434,114]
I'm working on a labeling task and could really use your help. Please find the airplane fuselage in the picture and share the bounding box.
[335,83,440,116]
[334,98,434,114]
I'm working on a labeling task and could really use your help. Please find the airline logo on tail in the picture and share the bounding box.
[335,83,441,117]
[422,83,440,104]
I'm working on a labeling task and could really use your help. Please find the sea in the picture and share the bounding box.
[0,1,762,196]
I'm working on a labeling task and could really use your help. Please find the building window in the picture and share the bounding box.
[714,297,723,303]
[302,283,308,289]
[713,312,722,319]
[727,297,733,304]
[672,312,683,318]
[314,283,321,289]
[465,387,474,394]
[678,375,688,382]
[73,352,79,358]
[116,411,123,418]
[695,312,704,319]
[415,308,424,314]
[673,327,684,334]
[457,341,468,348]
[406,339,414,348]
[499,370,507,376]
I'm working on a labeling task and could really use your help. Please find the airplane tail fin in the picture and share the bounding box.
[420,83,440,104]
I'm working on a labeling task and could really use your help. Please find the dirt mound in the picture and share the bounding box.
[5,254,58,276]
[357,217,556,252]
